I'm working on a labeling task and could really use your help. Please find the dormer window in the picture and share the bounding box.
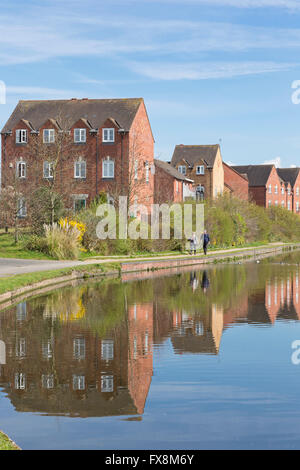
[43,129,55,143]
[74,128,86,143]
[16,129,27,144]
[196,165,205,175]
[178,165,186,175]
[102,128,115,143]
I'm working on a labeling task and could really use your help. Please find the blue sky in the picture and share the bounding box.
[1,0,300,166]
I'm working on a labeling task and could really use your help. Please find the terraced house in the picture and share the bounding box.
[277,168,300,214]
[1,98,155,214]
[232,164,299,213]
[170,144,224,201]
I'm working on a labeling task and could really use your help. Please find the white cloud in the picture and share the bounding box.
[263,156,282,167]
[3,5,300,66]
[129,61,299,80]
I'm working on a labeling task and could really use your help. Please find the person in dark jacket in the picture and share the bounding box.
[202,230,210,255]
[201,270,210,292]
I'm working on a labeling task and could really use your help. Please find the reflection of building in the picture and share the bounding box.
[265,272,300,323]
[170,304,224,355]
[0,297,153,418]
[127,303,153,414]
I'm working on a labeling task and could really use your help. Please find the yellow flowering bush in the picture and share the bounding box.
[59,217,86,242]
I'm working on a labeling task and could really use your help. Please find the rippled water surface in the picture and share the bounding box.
[1,251,300,449]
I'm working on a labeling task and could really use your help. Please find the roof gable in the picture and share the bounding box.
[277,168,300,187]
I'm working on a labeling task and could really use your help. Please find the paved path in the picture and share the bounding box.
[0,243,289,277]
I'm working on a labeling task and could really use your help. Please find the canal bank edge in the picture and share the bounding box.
[0,242,299,310]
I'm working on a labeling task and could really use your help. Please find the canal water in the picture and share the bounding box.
[1,251,300,450]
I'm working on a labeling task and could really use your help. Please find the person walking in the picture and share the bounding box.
[202,230,210,255]
[189,232,198,255]
[201,270,210,292]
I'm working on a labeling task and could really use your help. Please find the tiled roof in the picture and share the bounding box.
[171,144,220,168]
[232,165,274,186]
[154,159,193,182]
[277,168,300,187]
[1,98,144,133]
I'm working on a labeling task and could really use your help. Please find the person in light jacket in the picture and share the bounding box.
[189,232,198,255]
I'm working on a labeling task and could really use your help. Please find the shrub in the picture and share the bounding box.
[43,223,81,260]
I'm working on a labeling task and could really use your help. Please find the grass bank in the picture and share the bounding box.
[0,262,121,296]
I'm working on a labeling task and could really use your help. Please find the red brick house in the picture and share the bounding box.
[170,144,224,200]
[232,164,286,209]
[277,168,300,214]
[223,162,249,200]
[154,159,194,204]
[1,98,155,214]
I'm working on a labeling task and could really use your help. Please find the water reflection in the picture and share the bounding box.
[0,260,299,420]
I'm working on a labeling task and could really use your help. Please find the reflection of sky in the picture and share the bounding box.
[2,322,300,449]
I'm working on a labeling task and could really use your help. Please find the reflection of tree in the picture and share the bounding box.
[154,265,248,316]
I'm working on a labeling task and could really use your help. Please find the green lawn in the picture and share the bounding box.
[0,431,20,450]
[0,232,53,260]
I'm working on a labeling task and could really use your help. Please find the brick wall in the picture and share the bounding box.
[154,165,183,203]
[1,101,155,212]
[223,162,248,200]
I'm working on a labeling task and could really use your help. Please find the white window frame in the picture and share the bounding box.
[178,165,186,175]
[15,372,26,390]
[73,337,85,360]
[268,184,272,194]
[101,340,114,361]
[42,374,54,389]
[74,198,87,212]
[196,165,205,175]
[74,160,86,179]
[43,161,54,179]
[73,374,85,390]
[145,161,149,183]
[43,129,55,143]
[102,158,114,178]
[102,128,115,143]
[16,129,27,144]
[74,128,86,143]
[296,187,299,196]
[274,185,278,194]
[17,161,26,178]
[101,375,113,393]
